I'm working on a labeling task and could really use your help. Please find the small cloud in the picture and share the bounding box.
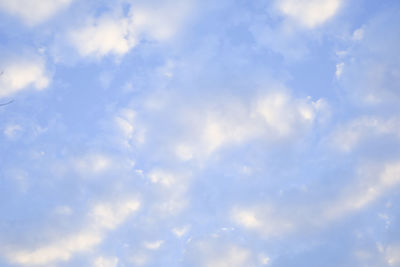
[93,256,119,267]
[54,205,73,216]
[336,62,345,78]
[73,154,112,175]
[0,0,72,26]
[276,0,342,28]
[3,124,22,139]
[172,225,190,238]
[0,56,50,98]
[258,254,271,265]
[143,240,164,250]
[352,27,364,41]
[68,15,137,58]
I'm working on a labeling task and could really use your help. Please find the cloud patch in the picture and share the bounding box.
[276,0,341,28]
[0,56,50,98]
[0,0,72,25]
[4,198,140,266]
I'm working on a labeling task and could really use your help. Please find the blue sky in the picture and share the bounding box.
[0,0,400,266]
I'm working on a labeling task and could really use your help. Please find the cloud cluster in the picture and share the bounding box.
[4,198,140,266]
[0,56,50,98]
[68,0,192,58]
[173,89,327,160]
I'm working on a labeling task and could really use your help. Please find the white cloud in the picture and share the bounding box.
[0,0,72,25]
[73,153,113,175]
[192,242,254,267]
[258,254,271,265]
[69,15,137,58]
[231,160,400,238]
[147,169,189,216]
[129,252,149,266]
[68,1,192,58]
[322,161,400,221]
[115,108,146,148]
[0,57,50,98]
[54,205,73,216]
[172,225,190,238]
[3,124,22,139]
[329,117,400,152]
[93,256,119,267]
[337,11,400,105]
[352,27,364,41]
[4,198,140,265]
[143,240,164,250]
[336,62,345,78]
[128,1,192,42]
[276,0,341,28]
[384,245,400,266]
[174,90,326,160]
[231,206,294,238]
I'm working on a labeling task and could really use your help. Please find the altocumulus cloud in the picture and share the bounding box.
[1,0,400,266]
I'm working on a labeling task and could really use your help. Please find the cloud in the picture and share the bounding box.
[231,205,295,238]
[114,108,146,148]
[143,240,164,250]
[188,241,254,267]
[68,0,192,58]
[3,124,23,139]
[0,0,72,25]
[329,116,400,152]
[384,244,400,266]
[68,15,137,58]
[231,160,400,238]
[0,56,50,98]
[4,198,140,265]
[93,256,119,267]
[275,0,342,28]
[172,225,190,238]
[73,153,113,175]
[174,89,327,160]
[337,10,400,105]
[146,169,190,216]
[322,160,400,221]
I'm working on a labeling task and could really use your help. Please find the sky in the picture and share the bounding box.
[0,0,400,266]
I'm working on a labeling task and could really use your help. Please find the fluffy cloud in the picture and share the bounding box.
[4,198,140,265]
[0,0,72,25]
[68,1,192,58]
[69,15,137,58]
[174,90,327,160]
[0,57,50,98]
[275,0,341,28]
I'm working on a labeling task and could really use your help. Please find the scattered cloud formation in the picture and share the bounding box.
[1,1,400,266]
